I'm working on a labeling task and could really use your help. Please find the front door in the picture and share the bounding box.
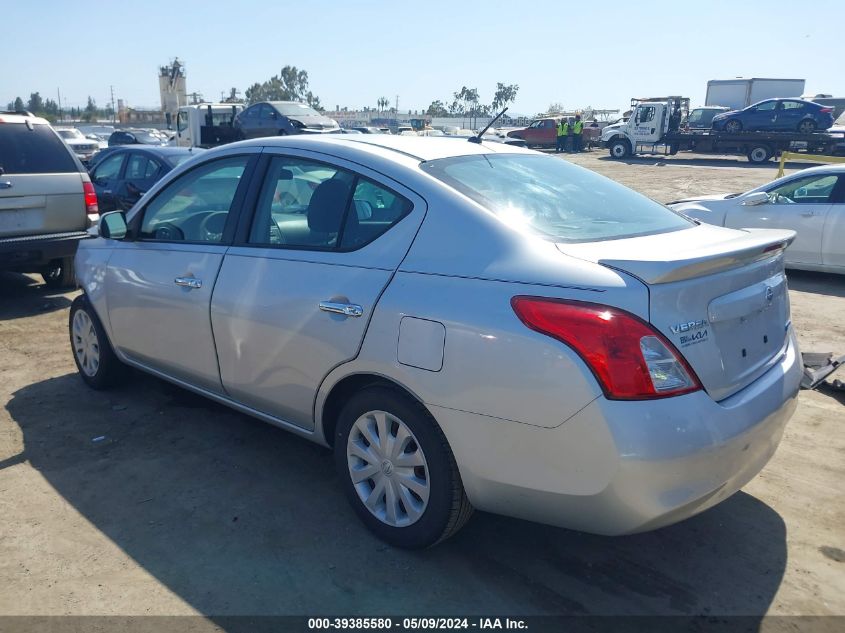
[105,151,257,392]
[746,100,778,131]
[631,105,663,143]
[728,173,840,265]
[210,151,425,429]
[115,152,163,210]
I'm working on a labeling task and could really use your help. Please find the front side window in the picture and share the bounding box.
[767,175,839,204]
[423,154,692,243]
[249,156,411,250]
[176,111,188,132]
[755,101,777,112]
[637,107,655,124]
[139,156,248,243]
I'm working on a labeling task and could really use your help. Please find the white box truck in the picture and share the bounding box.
[174,103,244,148]
[705,78,806,111]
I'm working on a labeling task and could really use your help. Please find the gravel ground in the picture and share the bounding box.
[0,150,842,625]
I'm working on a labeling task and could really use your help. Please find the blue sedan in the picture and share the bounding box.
[711,99,835,134]
[88,146,202,213]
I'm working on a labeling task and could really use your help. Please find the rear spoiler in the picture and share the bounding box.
[558,227,796,285]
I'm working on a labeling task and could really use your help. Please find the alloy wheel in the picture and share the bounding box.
[346,410,430,527]
[72,309,100,377]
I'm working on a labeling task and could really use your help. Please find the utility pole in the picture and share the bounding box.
[57,88,62,122]
[110,85,116,124]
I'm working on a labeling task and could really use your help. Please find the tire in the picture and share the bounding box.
[608,139,630,159]
[724,119,742,134]
[42,257,76,289]
[69,295,128,390]
[747,145,773,164]
[334,387,473,549]
[797,119,816,134]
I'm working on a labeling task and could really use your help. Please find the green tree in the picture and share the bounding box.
[14,97,24,111]
[27,92,43,113]
[377,96,390,115]
[244,65,322,108]
[426,100,449,117]
[81,96,97,122]
[492,83,519,111]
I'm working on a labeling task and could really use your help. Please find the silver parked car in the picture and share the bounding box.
[70,136,802,548]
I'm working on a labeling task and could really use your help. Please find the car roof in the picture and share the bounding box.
[0,113,50,125]
[234,134,533,162]
[103,145,197,156]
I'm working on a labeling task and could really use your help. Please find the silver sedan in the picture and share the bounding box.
[70,135,802,548]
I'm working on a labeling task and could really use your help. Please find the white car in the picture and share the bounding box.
[670,165,845,274]
[55,127,100,164]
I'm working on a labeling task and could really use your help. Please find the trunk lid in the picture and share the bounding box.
[558,224,795,401]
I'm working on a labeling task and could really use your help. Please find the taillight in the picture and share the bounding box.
[511,297,702,400]
[83,181,99,215]
[819,107,833,113]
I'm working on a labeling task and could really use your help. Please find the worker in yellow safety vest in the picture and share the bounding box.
[572,114,584,153]
[556,118,568,153]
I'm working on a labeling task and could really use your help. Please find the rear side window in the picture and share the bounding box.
[0,124,77,174]
[249,156,411,250]
[423,154,692,243]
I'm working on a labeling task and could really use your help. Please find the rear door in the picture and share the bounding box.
[210,150,426,429]
[778,100,805,131]
[105,149,259,393]
[0,121,85,238]
[821,177,845,269]
[726,173,839,265]
[117,152,163,210]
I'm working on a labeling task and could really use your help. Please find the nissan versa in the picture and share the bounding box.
[70,135,801,549]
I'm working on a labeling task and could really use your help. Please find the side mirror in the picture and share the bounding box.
[742,191,769,207]
[99,211,128,239]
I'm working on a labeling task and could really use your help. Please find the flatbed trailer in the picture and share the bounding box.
[600,97,844,163]
[638,130,840,163]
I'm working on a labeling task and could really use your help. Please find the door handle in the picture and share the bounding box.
[174,277,202,289]
[319,301,363,317]
[0,181,12,189]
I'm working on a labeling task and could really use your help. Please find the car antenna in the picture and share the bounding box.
[469,107,508,144]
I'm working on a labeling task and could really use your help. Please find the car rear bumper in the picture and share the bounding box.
[0,231,90,270]
[433,327,801,535]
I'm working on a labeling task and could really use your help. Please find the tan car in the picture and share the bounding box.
[0,112,99,287]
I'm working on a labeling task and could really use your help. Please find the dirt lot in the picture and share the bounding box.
[1,151,843,624]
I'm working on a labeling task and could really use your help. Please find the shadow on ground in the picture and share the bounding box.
[6,372,787,618]
[0,272,74,320]
[787,269,845,299]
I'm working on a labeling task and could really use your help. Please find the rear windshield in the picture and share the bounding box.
[0,124,78,174]
[422,154,692,242]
